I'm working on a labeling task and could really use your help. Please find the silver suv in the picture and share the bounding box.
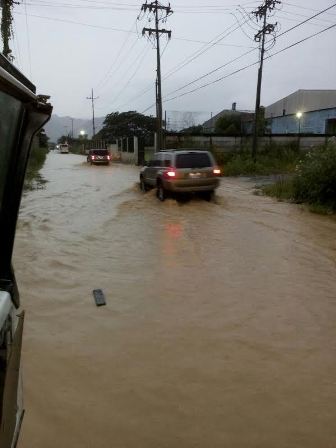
[140,150,221,201]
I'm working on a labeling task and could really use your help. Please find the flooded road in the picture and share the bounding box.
[15,153,336,448]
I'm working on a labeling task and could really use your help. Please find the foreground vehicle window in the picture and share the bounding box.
[0,92,21,213]
[0,55,52,448]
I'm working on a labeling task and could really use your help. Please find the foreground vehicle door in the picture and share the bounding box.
[0,54,52,448]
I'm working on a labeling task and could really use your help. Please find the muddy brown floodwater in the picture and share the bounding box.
[14,153,336,448]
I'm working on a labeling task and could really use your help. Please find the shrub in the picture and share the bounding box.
[214,144,300,176]
[293,144,336,210]
[261,176,294,200]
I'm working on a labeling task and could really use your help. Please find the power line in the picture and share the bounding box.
[96,37,141,93]
[95,19,138,91]
[164,3,336,104]
[14,10,253,49]
[277,2,336,37]
[24,0,33,77]
[105,2,336,113]
[162,22,247,81]
[162,22,336,104]
[165,48,256,98]
[105,44,151,107]
[14,11,139,33]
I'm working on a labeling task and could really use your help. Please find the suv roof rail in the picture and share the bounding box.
[159,148,205,152]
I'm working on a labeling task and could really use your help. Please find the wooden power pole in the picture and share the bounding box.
[86,88,99,138]
[251,0,280,162]
[141,1,172,151]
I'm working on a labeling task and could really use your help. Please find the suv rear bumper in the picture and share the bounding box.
[91,160,110,164]
[162,178,219,192]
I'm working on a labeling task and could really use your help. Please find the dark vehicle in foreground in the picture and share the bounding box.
[0,54,52,447]
[140,150,221,201]
[87,149,111,165]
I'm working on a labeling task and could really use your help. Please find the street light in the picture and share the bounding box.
[296,111,303,134]
[296,112,303,148]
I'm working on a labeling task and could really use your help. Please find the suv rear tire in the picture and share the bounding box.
[156,182,167,201]
[140,177,149,192]
[203,190,214,202]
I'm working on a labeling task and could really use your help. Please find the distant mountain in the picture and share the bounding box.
[44,114,105,142]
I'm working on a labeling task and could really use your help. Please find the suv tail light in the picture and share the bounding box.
[213,168,221,175]
[91,155,95,160]
[107,155,111,160]
[163,169,176,179]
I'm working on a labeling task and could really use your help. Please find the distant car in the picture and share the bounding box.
[87,149,111,165]
[59,143,69,154]
[140,149,221,201]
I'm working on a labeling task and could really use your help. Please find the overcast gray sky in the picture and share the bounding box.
[11,0,336,124]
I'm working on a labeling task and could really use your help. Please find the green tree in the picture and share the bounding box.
[57,135,70,144]
[215,113,242,135]
[0,0,19,61]
[37,129,49,148]
[97,111,156,140]
[180,125,203,135]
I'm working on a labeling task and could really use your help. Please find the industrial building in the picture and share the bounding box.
[266,90,336,135]
[202,103,254,133]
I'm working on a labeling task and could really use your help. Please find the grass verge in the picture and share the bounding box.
[24,145,49,190]
[212,143,300,176]
[260,143,336,215]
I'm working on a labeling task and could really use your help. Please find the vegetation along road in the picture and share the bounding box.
[15,152,336,448]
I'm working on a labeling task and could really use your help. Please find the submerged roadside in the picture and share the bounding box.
[24,132,49,191]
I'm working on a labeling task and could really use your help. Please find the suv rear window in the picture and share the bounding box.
[175,153,212,169]
[0,91,21,213]
[90,149,108,155]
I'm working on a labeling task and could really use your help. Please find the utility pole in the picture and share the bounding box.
[87,88,99,138]
[251,0,280,162]
[141,1,172,151]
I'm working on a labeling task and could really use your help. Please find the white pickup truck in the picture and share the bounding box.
[59,143,69,154]
[0,54,52,447]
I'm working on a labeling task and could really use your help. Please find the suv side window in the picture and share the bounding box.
[0,91,21,214]
[163,155,171,167]
[151,153,161,167]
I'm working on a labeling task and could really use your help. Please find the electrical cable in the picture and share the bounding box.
[23,0,33,78]
[162,22,336,104]
[163,2,336,102]
[96,33,140,91]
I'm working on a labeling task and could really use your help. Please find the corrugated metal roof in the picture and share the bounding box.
[265,90,336,118]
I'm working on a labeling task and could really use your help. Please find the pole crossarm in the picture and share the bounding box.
[254,23,277,42]
[253,0,281,20]
[141,1,173,14]
[142,28,172,39]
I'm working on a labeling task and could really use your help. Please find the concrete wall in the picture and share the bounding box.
[166,134,329,152]
[108,138,138,164]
